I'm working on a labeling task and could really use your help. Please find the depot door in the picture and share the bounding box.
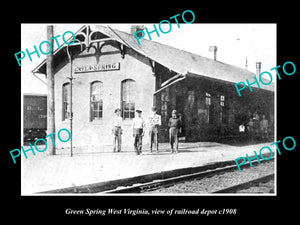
[176,95,185,138]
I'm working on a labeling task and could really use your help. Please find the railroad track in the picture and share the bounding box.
[213,173,274,193]
[101,158,274,194]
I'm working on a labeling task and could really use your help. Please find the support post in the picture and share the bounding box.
[47,25,56,155]
[69,58,73,157]
[66,46,74,157]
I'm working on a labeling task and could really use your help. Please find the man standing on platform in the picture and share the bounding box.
[112,108,122,152]
[168,110,182,153]
[132,109,145,155]
[148,106,161,153]
[260,114,269,141]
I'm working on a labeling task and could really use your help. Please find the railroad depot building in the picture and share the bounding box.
[33,25,274,150]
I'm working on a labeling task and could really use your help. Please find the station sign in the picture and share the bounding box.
[74,62,120,73]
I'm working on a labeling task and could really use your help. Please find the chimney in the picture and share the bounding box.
[130,25,145,37]
[209,46,217,61]
[256,62,261,76]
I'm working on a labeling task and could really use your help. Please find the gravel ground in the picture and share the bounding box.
[236,179,274,193]
[145,160,275,194]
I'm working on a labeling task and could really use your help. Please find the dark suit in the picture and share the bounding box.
[168,117,181,152]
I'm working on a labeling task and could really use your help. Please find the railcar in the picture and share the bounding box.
[23,94,47,143]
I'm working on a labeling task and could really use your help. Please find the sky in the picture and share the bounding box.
[21,23,276,94]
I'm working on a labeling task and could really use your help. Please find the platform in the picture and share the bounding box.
[21,141,275,195]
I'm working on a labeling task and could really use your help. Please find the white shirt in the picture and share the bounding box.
[147,113,161,127]
[239,125,245,132]
[112,115,123,127]
[132,117,145,129]
[260,119,268,129]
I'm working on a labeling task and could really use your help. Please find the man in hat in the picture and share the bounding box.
[260,114,269,141]
[112,108,122,152]
[147,106,161,153]
[168,109,182,153]
[132,109,145,155]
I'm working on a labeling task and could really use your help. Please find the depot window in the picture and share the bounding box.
[205,93,211,106]
[121,79,136,119]
[220,95,225,106]
[161,89,169,123]
[62,82,71,121]
[90,81,103,121]
[205,92,214,124]
[220,95,228,124]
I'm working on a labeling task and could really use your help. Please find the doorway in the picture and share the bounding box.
[176,95,186,139]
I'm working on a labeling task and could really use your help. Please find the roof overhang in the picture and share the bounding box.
[154,71,274,95]
[32,25,89,75]
[186,72,275,92]
[154,73,187,95]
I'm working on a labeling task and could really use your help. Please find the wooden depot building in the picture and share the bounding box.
[32,25,274,151]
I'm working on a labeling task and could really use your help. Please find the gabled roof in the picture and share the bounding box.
[32,25,274,92]
[32,25,89,75]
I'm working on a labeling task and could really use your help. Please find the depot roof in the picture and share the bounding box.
[32,25,274,92]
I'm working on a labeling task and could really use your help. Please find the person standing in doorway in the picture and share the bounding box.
[260,114,269,141]
[132,109,145,155]
[112,108,122,152]
[168,110,182,153]
[148,106,161,153]
[253,111,260,139]
[247,118,254,142]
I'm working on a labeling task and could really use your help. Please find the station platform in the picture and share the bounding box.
[21,141,275,195]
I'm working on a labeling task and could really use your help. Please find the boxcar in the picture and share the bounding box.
[23,94,47,143]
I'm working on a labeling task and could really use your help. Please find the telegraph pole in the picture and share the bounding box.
[47,25,56,155]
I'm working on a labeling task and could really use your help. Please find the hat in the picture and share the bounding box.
[152,106,157,111]
[114,108,121,113]
[172,110,177,114]
[136,109,142,113]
